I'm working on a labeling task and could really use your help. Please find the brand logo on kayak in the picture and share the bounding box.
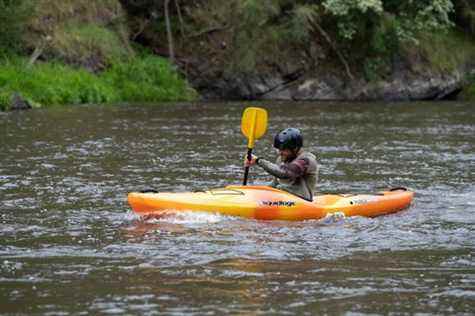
[351,197,379,205]
[261,200,296,207]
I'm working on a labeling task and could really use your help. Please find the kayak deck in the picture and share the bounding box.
[127,185,414,221]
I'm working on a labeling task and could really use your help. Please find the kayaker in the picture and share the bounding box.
[244,128,318,201]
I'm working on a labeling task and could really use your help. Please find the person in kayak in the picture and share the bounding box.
[244,127,318,201]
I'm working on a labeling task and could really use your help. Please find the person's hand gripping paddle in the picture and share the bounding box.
[241,107,268,185]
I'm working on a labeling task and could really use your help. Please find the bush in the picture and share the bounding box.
[0,91,10,111]
[0,0,33,54]
[0,55,197,110]
[102,55,197,102]
[409,30,475,73]
[453,0,475,36]
[24,0,133,71]
[0,58,117,110]
[47,24,131,70]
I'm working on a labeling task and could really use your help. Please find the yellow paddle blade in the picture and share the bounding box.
[241,107,268,148]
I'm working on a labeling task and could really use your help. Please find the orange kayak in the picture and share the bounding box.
[127,185,414,221]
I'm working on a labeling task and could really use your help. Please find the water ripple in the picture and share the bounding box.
[0,102,474,314]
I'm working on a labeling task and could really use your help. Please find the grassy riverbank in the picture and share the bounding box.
[0,55,197,110]
[1,1,474,107]
[0,0,197,110]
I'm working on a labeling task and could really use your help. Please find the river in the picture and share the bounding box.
[1,101,474,314]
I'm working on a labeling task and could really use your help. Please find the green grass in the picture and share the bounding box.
[102,55,197,102]
[0,55,197,111]
[0,58,115,110]
[24,0,133,71]
[0,0,197,111]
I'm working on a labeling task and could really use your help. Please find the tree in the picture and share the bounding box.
[120,0,183,63]
[164,0,174,62]
[453,0,475,35]
[0,0,33,54]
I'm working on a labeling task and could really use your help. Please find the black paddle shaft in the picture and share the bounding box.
[243,147,253,185]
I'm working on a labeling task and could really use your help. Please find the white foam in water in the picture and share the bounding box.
[145,210,229,225]
[320,212,346,224]
[122,211,142,222]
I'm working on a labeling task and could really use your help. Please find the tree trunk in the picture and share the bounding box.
[28,36,50,68]
[312,21,354,81]
[175,0,185,38]
[164,0,175,63]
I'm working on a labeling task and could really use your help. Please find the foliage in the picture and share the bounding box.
[385,0,454,44]
[0,91,10,110]
[228,0,284,73]
[25,0,133,70]
[0,1,196,111]
[453,0,475,36]
[0,58,117,110]
[48,24,130,69]
[405,30,475,73]
[184,0,303,74]
[102,55,197,102]
[286,4,318,43]
[1,0,475,108]
[323,0,384,40]
[320,0,455,49]
[0,0,33,54]
[0,55,196,110]
[179,0,460,76]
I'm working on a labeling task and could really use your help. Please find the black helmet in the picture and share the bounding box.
[273,128,303,150]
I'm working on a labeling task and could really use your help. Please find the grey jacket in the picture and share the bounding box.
[257,150,318,201]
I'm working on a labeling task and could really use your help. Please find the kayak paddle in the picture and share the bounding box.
[241,107,268,185]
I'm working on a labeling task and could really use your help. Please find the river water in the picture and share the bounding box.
[0,101,474,314]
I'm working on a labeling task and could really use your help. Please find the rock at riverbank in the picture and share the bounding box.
[10,93,32,111]
[187,66,468,102]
